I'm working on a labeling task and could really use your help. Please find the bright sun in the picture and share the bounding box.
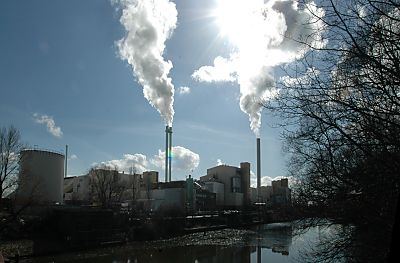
[214,0,264,48]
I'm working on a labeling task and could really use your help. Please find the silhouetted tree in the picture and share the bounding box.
[0,125,33,238]
[264,0,400,261]
[0,126,24,204]
[89,165,127,208]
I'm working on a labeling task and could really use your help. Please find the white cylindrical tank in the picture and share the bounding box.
[18,149,64,204]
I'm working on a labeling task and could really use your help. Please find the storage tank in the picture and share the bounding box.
[17,149,64,204]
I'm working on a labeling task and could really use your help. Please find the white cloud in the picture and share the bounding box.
[250,171,296,188]
[99,153,149,174]
[33,113,63,138]
[178,86,191,95]
[151,146,200,176]
[95,146,200,180]
[69,154,78,160]
[216,158,224,166]
[115,0,178,126]
[192,56,237,83]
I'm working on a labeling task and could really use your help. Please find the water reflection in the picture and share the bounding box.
[25,223,315,263]
[252,223,292,256]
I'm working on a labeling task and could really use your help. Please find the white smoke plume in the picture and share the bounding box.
[115,0,177,126]
[33,113,63,138]
[192,0,325,136]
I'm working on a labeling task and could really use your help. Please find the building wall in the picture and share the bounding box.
[138,188,186,212]
[63,170,155,205]
[200,162,251,208]
[260,186,273,203]
[225,192,243,207]
[64,175,91,203]
[240,162,250,206]
[204,181,224,206]
[271,179,291,206]
[143,171,159,184]
[250,186,273,203]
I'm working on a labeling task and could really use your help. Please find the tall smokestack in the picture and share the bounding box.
[257,138,261,200]
[168,127,172,182]
[65,144,68,178]
[165,126,169,182]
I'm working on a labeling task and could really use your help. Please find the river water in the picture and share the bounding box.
[23,222,337,263]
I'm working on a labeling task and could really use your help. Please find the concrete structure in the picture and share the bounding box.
[64,175,90,204]
[250,178,291,207]
[142,171,158,185]
[194,186,216,211]
[251,186,273,203]
[186,175,194,212]
[200,162,250,208]
[18,149,64,204]
[63,170,158,205]
[137,180,186,213]
[271,178,291,206]
[203,181,224,207]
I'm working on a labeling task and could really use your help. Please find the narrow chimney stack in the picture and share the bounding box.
[168,126,172,182]
[257,137,261,199]
[165,126,169,182]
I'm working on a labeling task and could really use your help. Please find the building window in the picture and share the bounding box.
[231,177,241,193]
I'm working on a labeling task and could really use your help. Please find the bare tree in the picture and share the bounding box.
[0,125,33,237]
[264,0,400,261]
[89,165,127,208]
[0,126,24,205]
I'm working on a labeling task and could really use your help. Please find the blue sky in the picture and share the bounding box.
[1,0,325,184]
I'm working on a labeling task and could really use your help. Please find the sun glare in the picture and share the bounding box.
[214,0,264,48]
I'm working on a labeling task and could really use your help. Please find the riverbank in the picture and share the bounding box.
[0,226,263,261]
[15,226,293,263]
[0,207,295,260]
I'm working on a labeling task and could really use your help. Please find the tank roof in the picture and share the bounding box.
[20,148,64,157]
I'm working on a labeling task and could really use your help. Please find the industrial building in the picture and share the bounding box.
[63,162,291,211]
[63,169,158,206]
[199,162,251,209]
[271,178,291,206]
[250,178,291,206]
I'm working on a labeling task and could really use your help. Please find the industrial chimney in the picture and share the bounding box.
[257,137,261,200]
[65,144,68,178]
[168,127,172,182]
[165,126,173,182]
[165,126,169,182]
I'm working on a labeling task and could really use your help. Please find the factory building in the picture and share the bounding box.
[271,178,291,206]
[63,175,91,204]
[199,162,251,209]
[63,170,157,206]
[202,181,224,207]
[136,180,186,213]
[250,178,291,206]
[250,186,273,204]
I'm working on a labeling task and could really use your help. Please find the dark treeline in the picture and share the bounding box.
[265,0,400,262]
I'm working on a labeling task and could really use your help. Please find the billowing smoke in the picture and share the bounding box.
[115,0,177,126]
[192,0,325,135]
[33,113,63,138]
